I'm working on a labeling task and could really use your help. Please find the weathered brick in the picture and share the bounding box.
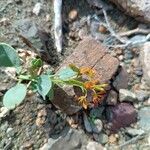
[52,38,119,115]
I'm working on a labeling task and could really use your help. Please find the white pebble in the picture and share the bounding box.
[33,3,42,16]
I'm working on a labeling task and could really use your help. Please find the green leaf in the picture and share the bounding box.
[37,75,52,100]
[47,88,54,100]
[58,67,78,80]
[69,64,80,74]
[31,58,43,69]
[0,43,20,67]
[3,84,27,109]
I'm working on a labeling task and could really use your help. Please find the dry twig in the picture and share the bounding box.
[54,0,63,53]
[119,28,150,37]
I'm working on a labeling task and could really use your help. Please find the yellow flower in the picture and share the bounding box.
[78,96,88,109]
[84,80,99,89]
[79,67,96,78]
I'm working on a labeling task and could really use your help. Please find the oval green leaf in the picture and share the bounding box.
[37,75,52,100]
[58,67,78,80]
[0,43,20,67]
[3,84,27,109]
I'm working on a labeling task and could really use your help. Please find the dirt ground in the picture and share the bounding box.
[0,0,149,150]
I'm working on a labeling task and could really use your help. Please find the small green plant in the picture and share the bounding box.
[0,43,107,110]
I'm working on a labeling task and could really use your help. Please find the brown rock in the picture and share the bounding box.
[21,141,33,150]
[109,0,150,23]
[113,66,129,91]
[106,103,137,132]
[98,25,107,33]
[52,38,119,115]
[140,42,150,87]
[61,37,119,83]
[68,9,78,21]
[108,134,117,144]
[106,90,118,105]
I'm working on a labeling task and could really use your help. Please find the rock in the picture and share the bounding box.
[91,119,103,134]
[106,103,137,132]
[109,0,150,23]
[14,19,42,49]
[98,25,107,34]
[52,85,82,115]
[113,67,128,91]
[125,128,145,136]
[86,141,104,150]
[108,134,117,144]
[90,106,105,119]
[138,107,150,131]
[52,38,119,115]
[0,17,10,26]
[119,89,137,102]
[6,128,15,137]
[68,9,78,21]
[83,113,92,133]
[135,68,143,76]
[33,3,42,16]
[20,141,33,149]
[99,134,109,145]
[106,90,118,105]
[140,42,150,87]
[60,37,119,84]
[0,107,10,118]
[0,121,9,132]
[93,133,109,144]
[40,128,89,150]
[135,90,149,101]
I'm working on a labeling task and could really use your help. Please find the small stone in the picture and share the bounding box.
[106,103,137,132]
[90,106,105,119]
[140,42,150,87]
[135,68,143,76]
[109,134,117,144]
[98,25,107,33]
[36,117,45,127]
[68,9,78,21]
[86,141,104,150]
[6,128,15,137]
[37,108,47,117]
[106,90,118,105]
[119,89,137,102]
[135,90,149,101]
[113,67,129,91]
[0,17,10,26]
[91,119,103,134]
[83,113,92,133]
[21,141,33,149]
[33,3,42,16]
[125,128,145,136]
[1,121,9,132]
[138,107,150,131]
[94,133,109,144]
[118,55,124,61]
[0,107,10,118]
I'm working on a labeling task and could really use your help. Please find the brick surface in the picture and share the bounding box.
[52,38,119,114]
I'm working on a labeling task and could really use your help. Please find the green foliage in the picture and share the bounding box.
[37,75,52,100]
[57,67,78,80]
[31,58,43,69]
[1,43,107,110]
[0,43,20,67]
[3,84,27,109]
